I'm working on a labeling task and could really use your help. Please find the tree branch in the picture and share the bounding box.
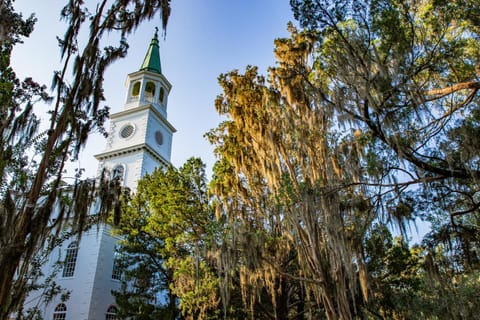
[426,81,480,98]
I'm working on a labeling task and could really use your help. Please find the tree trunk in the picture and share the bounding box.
[0,238,26,319]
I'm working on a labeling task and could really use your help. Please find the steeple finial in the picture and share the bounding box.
[140,29,162,74]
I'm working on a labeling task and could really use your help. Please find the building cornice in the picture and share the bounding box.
[110,104,177,133]
[94,143,170,167]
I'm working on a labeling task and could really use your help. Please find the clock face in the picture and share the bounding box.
[155,130,163,145]
[119,124,135,139]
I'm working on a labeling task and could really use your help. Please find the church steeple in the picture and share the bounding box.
[140,28,162,74]
[95,29,175,189]
[121,28,172,116]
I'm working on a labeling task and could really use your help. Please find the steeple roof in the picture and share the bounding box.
[140,28,162,74]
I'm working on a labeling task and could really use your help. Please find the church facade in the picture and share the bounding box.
[25,31,175,320]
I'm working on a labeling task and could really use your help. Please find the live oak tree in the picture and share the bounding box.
[290,0,480,260]
[209,41,368,320]
[289,0,480,295]
[113,158,220,320]
[208,0,480,318]
[0,1,170,318]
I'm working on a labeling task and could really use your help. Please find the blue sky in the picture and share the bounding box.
[9,1,429,242]
[11,0,295,178]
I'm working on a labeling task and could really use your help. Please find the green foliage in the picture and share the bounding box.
[114,158,220,319]
[364,226,423,318]
[167,256,220,320]
[365,224,480,319]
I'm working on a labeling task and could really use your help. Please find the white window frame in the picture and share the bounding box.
[105,305,118,320]
[53,303,67,320]
[62,242,78,277]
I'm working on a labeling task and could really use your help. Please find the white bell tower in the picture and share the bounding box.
[95,29,176,189]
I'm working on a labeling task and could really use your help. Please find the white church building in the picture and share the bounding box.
[25,30,175,320]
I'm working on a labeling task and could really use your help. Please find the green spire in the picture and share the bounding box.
[140,28,162,74]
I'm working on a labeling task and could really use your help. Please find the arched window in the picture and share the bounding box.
[112,165,125,181]
[145,81,156,102]
[53,303,67,320]
[131,81,141,97]
[105,305,118,320]
[159,87,165,103]
[62,242,78,277]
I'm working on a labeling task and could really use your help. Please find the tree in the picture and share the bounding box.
[207,0,480,318]
[209,158,320,320]
[289,0,480,262]
[364,224,480,319]
[289,0,480,302]
[363,224,424,318]
[0,1,171,318]
[208,37,369,319]
[113,158,220,320]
